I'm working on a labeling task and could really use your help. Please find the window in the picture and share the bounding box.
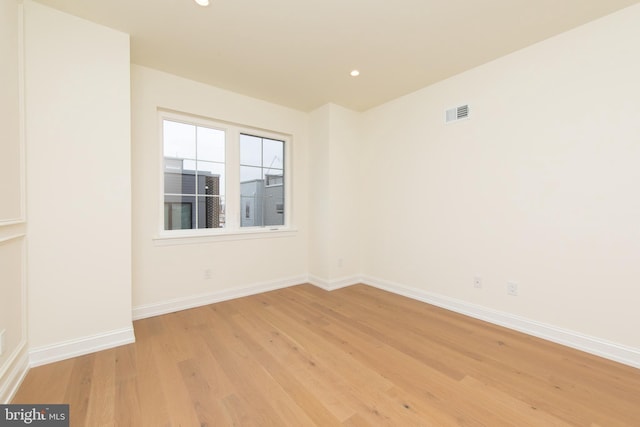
[163,119,225,230]
[160,111,290,237]
[240,134,285,228]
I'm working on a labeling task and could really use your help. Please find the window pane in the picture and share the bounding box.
[240,165,262,183]
[240,188,258,227]
[263,138,284,170]
[196,161,225,197]
[164,161,196,195]
[197,126,225,162]
[265,168,284,225]
[264,169,283,186]
[164,196,195,230]
[163,117,227,232]
[163,120,196,160]
[239,182,284,227]
[240,134,262,166]
[264,185,284,226]
[240,134,285,228]
[196,196,224,229]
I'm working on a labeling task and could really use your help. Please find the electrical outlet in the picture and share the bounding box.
[338,258,343,268]
[204,269,212,280]
[473,276,482,288]
[0,329,5,356]
[507,281,518,296]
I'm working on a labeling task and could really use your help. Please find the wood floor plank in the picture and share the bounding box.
[12,358,75,404]
[62,354,95,426]
[84,348,117,427]
[310,288,586,423]
[202,305,318,426]
[150,336,202,427]
[318,316,518,426]
[226,308,351,424]
[11,284,640,426]
[178,359,233,426]
[247,292,404,422]
[132,327,172,427]
[303,284,640,426]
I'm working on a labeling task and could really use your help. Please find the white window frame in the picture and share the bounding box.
[155,109,295,245]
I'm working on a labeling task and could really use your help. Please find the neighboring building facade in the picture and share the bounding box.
[241,174,284,227]
[164,158,222,229]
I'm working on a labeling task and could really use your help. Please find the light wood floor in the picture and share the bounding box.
[13,284,640,426]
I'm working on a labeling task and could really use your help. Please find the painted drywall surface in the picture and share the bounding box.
[0,0,26,395]
[0,0,21,222]
[361,4,640,348]
[24,1,132,348]
[308,104,362,283]
[327,104,362,280]
[131,65,309,308]
[308,105,332,279]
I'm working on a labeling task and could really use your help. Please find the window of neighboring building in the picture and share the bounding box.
[160,111,290,238]
[164,202,193,230]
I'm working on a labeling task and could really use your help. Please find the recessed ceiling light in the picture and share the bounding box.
[350,70,360,77]
[194,0,210,6]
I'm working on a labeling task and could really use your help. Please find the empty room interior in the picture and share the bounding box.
[1,0,640,425]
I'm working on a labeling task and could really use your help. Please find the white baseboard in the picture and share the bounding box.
[361,275,640,370]
[29,326,135,368]
[308,274,360,291]
[0,340,29,404]
[132,275,308,320]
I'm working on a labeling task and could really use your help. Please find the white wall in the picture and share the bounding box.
[0,0,22,222]
[308,105,332,280]
[361,4,640,351]
[24,0,133,357]
[309,104,362,286]
[0,0,27,402]
[131,65,309,315]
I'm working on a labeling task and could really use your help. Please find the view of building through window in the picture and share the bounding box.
[163,119,225,230]
[240,134,285,227]
[162,118,286,231]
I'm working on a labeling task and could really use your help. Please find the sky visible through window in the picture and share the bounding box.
[163,120,226,198]
[240,134,284,183]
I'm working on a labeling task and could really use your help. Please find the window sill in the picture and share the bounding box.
[153,227,298,246]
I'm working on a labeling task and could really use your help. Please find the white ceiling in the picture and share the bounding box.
[34,0,639,112]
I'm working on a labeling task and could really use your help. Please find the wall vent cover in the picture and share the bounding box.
[445,104,470,123]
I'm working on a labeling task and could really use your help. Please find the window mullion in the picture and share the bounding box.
[193,124,199,229]
[260,137,265,227]
[225,126,240,231]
